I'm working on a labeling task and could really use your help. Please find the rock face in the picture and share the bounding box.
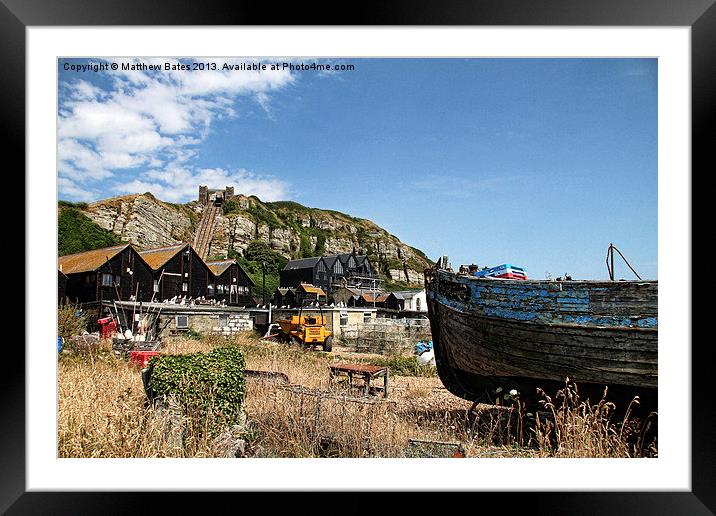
[81,192,430,285]
[85,194,196,249]
[389,268,425,285]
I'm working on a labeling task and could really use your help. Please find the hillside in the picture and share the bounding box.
[62,192,431,288]
[58,201,121,256]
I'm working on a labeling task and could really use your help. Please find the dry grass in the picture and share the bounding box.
[58,332,655,458]
[530,381,657,458]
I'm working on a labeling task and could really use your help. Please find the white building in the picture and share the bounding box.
[390,290,428,312]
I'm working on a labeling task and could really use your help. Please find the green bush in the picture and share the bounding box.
[299,235,312,258]
[184,328,204,340]
[57,304,88,343]
[148,346,246,430]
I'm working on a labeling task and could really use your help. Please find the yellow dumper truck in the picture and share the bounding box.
[275,305,333,352]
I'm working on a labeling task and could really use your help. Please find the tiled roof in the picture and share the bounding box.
[206,259,235,276]
[58,244,130,275]
[283,253,369,271]
[390,290,423,299]
[299,283,326,296]
[322,255,339,268]
[207,259,255,285]
[139,243,188,270]
[282,257,322,270]
[361,292,388,303]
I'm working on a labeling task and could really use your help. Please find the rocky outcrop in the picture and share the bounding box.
[389,268,425,285]
[84,194,195,250]
[81,192,430,285]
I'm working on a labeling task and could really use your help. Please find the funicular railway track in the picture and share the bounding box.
[192,205,220,260]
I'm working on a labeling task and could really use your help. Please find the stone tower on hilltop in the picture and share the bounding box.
[198,185,235,205]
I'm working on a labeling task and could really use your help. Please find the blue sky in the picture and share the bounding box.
[58,58,657,280]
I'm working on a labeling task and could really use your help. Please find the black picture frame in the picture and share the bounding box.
[5,0,709,513]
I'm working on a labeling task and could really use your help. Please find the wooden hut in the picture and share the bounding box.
[296,283,327,305]
[206,259,255,306]
[273,287,297,308]
[58,270,68,305]
[58,244,154,304]
[355,292,389,308]
[139,243,212,301]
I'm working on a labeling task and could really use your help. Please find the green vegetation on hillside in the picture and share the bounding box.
[230,240,288,301]
[222,195,431,277]
[58,203,121,256]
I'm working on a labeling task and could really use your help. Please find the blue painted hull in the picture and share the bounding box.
[425,269,658,401]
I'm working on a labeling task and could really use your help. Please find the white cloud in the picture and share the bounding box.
[58,58,297,201]
[58,138,113,181]
[58,177,97,201]
[114,167,290,203]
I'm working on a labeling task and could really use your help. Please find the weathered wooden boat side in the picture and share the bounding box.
[425,269,658,402]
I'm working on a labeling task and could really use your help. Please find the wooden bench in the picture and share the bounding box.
[328,362,389,398]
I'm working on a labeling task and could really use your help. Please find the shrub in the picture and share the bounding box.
[58,304,88,342]
[147,346,246,431]
[184,328,204,340]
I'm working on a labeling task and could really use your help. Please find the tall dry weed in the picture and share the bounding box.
[58,332,656,458]
[531,380,652,458]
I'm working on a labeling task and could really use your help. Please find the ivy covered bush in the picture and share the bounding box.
[147,346,246,430]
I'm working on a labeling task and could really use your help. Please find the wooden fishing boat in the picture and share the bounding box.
[424,268,657,403]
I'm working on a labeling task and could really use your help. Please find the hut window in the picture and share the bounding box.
[363,311,371,323]
[334,261,343,274]
[416,297,422,311]
[101,273,113,286]
[175,315,189,329]
[218,314,228,327]
[340,311,348,326]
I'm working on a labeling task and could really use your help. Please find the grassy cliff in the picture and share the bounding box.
[58,201,122,256]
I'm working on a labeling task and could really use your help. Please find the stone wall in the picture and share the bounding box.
[158,311,253,338]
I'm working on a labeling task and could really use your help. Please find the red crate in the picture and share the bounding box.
[97,317,117,338]
[129,351,160,368]
[494,273,528,280]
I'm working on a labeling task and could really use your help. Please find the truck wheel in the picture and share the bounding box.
[323,336,333,352]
